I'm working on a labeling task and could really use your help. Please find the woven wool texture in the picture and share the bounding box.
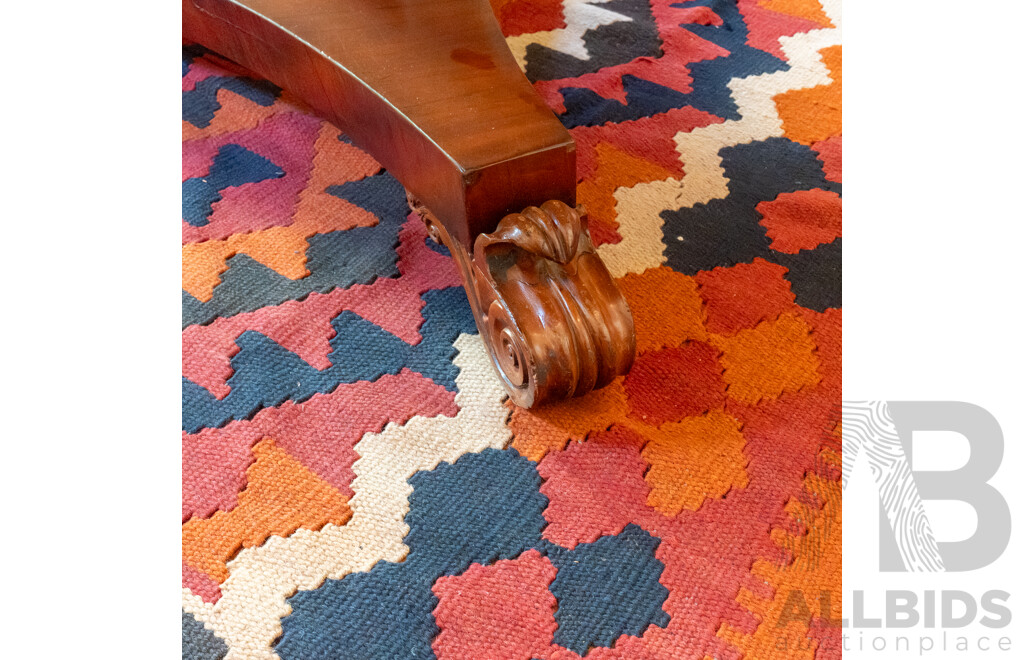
[182,0,842,657]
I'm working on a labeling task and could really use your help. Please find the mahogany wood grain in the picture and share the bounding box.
[183,0,575,248]
[183,0,635,406]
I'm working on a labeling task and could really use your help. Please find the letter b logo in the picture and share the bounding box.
[843,401,1011,572]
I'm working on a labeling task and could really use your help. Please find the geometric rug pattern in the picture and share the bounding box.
[183,0,841,657]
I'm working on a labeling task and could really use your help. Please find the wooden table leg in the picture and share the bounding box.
[183,0,635,406]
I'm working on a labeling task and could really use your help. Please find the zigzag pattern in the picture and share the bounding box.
[182,217,460,399]
[504,0,631,70]
[182,286,475,432]
[556,0,791,127]
[183,336,513,657]
[182,122,385,298]
[182,144,284,227]
[182,0,842,655]
[523,0,662,82]
[182,73,279,129]
[182,369,457,523]
[182,172,408,327]
[662,137,841,309]
[717,443,842,658]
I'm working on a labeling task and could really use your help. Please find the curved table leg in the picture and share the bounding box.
[183,0,635,406]
[410,196,634,407]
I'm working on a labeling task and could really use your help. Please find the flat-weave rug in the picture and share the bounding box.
[182,0,842,657]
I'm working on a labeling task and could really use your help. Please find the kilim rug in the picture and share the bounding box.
[182,0,842,658]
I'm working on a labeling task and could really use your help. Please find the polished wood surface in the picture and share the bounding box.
[411,197,635,407]
[184,0,635,406]
[183,0,575,248]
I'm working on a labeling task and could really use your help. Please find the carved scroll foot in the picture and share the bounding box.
[409,194,635,408]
